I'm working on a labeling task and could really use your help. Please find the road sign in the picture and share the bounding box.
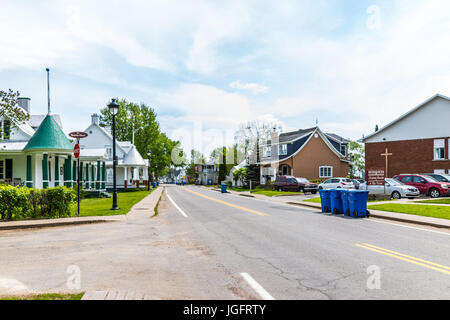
[74,144,80,159]
[69,131,88,139]
[367,168,385,186]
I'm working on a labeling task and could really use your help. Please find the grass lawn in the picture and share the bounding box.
[251,190,303,197]
[414,198,450,205]
[71,189,154,217]
[367,203,450,220]
[0,293,84,300]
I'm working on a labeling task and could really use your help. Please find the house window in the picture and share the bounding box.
[434,139,445,160]
[0,160,4,179]
[319,166,333,178]
[340,145,347,156]
[281,165,289,175]
[106,147,113,160]
[279,144,288,156]
[263,146,271,157]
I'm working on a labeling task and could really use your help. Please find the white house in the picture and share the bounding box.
[0,98,107,191]
[81,114,149,190]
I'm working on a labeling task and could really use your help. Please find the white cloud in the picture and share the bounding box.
[229,80,268,94]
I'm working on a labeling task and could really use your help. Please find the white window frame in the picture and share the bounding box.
[434,139,445,160]
[263,146,271,157]
[279,144,288,156]
[319,166,333,178]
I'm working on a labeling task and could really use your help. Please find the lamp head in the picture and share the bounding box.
[108,99,120,116]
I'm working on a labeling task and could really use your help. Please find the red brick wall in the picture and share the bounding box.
[365,138,450,178]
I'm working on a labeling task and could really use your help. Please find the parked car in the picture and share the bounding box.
[295,178,319,194]
[368,178,420,199]
[351,179,367,190]
[274,176,318,193]
[422,173,450,183]
[392,174,450,198]
[318,178,355,190]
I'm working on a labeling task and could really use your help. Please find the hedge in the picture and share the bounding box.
[0,185,76,221]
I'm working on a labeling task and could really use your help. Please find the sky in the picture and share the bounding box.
[1,0,449,157]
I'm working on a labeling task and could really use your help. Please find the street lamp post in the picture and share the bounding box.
[147,150,151,191]
[108,99,120,210]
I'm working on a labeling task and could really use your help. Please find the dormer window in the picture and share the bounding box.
[0,120,11,140]
[340,144,347,157]
[279,144,288,156]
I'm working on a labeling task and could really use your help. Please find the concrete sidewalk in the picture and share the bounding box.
[0,187,164,231]
[200,186,450,230]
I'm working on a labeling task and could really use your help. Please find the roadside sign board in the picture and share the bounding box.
[74,144,80,159]
[69,131,88,139]
[367,168,385,186]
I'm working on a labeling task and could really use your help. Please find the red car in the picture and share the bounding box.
[392,174,450,198]
[274,176,318,194]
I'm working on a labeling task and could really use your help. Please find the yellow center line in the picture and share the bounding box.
[361,243,450,271]
[182,187,270,217]
[355,243,450,275]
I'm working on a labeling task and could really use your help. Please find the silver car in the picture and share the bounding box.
[319,178,355,190]
[368,178,420,199]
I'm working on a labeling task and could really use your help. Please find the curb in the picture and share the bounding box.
[0,219,115,231]
[368,211,450,230]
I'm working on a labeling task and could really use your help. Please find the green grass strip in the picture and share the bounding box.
[367,203,450,220]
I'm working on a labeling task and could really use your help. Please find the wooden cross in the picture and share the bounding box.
[380,148,393,178]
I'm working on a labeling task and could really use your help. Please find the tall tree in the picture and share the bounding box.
[99,99,178,179]
[0,89,30,140]
[348,141,365,178]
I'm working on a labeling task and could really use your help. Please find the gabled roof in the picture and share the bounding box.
[260,127,349,165]
[123,145,146,166]
[24,115,73,151]
[362,93,450,142]
[84,122,126,154]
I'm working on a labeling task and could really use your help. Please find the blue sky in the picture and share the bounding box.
[1,0,449,156]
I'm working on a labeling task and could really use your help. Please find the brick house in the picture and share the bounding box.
[362,94,450,178]
[259,127,351,183]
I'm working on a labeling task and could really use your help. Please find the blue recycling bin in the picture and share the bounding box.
[221,184,228,193]
[348,190,370,218]
[330,189,344,214]
[157,182,160,186]
[152,182,157,188]
[340,190,350,216]
[318,189,331,213]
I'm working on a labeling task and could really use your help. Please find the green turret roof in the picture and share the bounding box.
[24,114,73,151]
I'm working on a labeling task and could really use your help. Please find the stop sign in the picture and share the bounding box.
[74,144,81,159]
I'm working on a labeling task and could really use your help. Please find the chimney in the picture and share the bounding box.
[91,113,100,125]
[18,97,31,113]
[271,127,279,143]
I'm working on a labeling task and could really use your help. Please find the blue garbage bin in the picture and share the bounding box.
[318,189,331,213]
[348,190,370,218]
[157,182,160,186]
[330,189,344,214]
[221,184,228,193]
[152,182,157,188]
[340,190,350,216]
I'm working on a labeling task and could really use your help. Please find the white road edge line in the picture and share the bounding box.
[367,219,450,236]
[167,193,188,218]
[240,272,275,300]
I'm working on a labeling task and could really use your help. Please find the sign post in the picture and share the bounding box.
[69,132,88,216]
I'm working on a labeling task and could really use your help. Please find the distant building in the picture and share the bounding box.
[196,162,219,185]
[81,114,149,190]
[362,94,450,177]
[259,127,350,183]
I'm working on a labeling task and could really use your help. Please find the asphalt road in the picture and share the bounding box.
[0,184,449,300]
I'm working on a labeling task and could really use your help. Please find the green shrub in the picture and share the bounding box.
[0,185,76,221]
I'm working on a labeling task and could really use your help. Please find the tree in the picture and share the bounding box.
[348,141,365,178]
[186,149,206,183]
[233,167,247,186]
[0,89,30,140]
[218,146,227,184]
[235,119,282,165]
[99,99,179,180]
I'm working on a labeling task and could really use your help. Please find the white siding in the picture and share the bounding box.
[364,96,450,143]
